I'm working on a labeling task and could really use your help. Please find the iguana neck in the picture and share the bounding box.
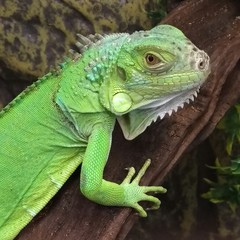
[56,34,129,115]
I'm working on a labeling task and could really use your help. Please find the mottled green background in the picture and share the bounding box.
[0,0,161,81]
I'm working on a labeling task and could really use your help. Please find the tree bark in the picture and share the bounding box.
[13,0,240,239]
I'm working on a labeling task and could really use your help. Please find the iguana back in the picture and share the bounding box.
[0,75,86,238]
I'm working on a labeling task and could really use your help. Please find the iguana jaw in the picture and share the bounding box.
[117,86,201,140]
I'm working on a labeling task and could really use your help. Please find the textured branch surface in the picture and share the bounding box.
[14,0,240,239]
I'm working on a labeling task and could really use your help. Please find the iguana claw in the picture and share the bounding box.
[121,159,167,217]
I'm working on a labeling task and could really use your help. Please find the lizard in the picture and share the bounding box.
[0,24,210,240]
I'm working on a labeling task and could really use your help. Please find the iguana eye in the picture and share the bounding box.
[145,53,161,66]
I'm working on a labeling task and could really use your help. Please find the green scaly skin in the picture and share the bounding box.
[0,25,210,240]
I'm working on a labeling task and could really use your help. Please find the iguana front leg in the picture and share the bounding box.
[80,122,166,217]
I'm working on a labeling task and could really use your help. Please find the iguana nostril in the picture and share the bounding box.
[198,60,205,69]
[196,51,210,71]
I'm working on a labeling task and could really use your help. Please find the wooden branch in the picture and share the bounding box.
[15,0,240,239]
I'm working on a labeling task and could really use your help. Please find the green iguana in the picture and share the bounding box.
[0,24,210,239]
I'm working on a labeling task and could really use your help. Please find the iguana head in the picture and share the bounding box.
[98,24,210,140]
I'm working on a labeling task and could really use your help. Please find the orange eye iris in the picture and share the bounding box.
[145,54,161,65]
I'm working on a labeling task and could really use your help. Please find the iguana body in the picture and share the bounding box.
[0,25,210,239]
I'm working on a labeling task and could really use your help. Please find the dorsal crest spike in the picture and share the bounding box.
[88,33,105,42]
[75,32,106,54]
[76,33,93,45]
[75,32,129,54]
[75,41,88,53]
[68,49,81,60]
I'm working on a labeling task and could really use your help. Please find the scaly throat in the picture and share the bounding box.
[117,87,200,140]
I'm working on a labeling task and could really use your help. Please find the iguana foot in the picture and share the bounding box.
[121,159,167,217]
